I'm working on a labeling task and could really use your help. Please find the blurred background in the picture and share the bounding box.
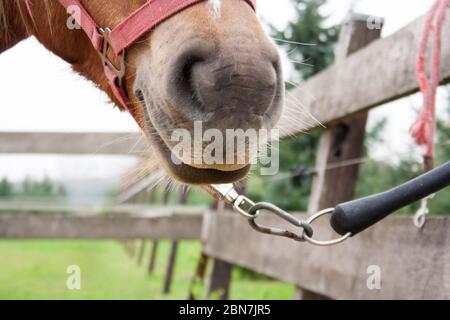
[0,0,449,299]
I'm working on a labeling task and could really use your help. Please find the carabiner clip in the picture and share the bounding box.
[247,202,313,242]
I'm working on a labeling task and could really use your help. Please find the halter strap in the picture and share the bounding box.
[58,0,257,112]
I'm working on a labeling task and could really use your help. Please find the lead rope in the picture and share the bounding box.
[411,0,449,228]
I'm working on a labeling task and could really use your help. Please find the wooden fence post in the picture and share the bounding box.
[129,240,137,258]
[147,240,159,273]
[137,239,146,265]
[295,13,383,300]
[162,186,189,294]
[147,185,172,276]
[205,208,233,300]
[163,240,179,294]
[206,258,233,300]
[204,183,244,300]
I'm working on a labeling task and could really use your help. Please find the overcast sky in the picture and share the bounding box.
[0,0,447,181]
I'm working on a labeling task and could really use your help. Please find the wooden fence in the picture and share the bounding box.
[1,11,450,299]
[0,132,147,155]
[203,212,450,299]
[0,214,202,240]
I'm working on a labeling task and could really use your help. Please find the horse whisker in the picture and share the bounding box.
[272,38,317,46]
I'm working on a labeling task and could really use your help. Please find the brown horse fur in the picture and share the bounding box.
[0,0,283,185]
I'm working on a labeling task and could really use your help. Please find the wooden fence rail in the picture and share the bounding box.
[202,212,450,299]
[0,215,202,240]
[0,132,146,155]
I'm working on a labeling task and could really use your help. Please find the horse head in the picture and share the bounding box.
[1,0,284,184]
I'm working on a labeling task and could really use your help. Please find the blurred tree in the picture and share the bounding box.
[56,184,67,197]
[272,0,340,80]
[0,177,13,198]
[20,176,66,198]
[40,177,53,196]
[22,176,32,195]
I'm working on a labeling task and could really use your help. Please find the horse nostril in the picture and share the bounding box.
[191,58,279,118]
[180,57,205,102]
[165,40,216,118]
[166,40,281,128]
[272,59,281,80]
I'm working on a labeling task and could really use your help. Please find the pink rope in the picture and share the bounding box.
[410,0,449,171]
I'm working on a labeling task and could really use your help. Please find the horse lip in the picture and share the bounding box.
[170,148,249,172]
[151,131,251,184]
[137,103,250,184]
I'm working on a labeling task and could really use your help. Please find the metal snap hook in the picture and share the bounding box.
[233,195,260,219]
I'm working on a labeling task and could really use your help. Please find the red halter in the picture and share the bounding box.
[58,0,257,113]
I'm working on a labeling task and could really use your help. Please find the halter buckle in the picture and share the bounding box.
[98,28,126,86]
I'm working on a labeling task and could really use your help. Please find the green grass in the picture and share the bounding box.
[0,240,293,300]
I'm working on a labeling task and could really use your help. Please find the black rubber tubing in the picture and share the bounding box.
[330,161,450,236]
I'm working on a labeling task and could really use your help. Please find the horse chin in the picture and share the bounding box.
[148,129,251,185]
